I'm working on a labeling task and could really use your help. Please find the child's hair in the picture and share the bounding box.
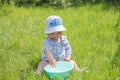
[45,15,66,34]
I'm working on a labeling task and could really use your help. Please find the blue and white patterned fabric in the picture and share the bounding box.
[41,36,72,61]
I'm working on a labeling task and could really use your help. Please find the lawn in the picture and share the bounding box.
[0,4,120,80]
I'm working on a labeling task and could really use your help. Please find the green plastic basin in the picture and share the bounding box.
[44,61,73,79]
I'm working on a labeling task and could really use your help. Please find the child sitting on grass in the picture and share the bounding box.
[37,15,81,74]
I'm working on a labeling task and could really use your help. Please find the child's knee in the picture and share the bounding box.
[37,60,49,74]
[70,60,76,65]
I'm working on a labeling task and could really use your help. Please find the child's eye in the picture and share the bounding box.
[57,32,62,34]
[50,33,55,35]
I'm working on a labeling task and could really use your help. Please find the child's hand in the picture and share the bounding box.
[45,50,56,68]
[49,59,56,68]
[65,55,71,62]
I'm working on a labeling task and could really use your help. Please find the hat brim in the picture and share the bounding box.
[45,25,66,34]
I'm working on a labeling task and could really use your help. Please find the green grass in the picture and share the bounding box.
[0,4,120,80]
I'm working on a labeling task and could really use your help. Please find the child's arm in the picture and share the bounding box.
[65,54,71,62]
[64,37,72,61]
[64,36,72,62]
[45,50,56,68]
[44,38,56,68]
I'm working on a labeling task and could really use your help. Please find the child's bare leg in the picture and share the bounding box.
[70,60,87,72]
[70,60,80,71]
[37,60,49,74]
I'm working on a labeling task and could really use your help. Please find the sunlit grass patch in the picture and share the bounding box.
[0,4,119,80]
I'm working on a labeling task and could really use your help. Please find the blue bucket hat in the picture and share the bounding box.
[45,15,66,34]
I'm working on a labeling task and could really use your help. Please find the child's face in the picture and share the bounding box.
[48,32,62,40]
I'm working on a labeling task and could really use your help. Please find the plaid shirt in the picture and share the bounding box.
[41,36,72,61]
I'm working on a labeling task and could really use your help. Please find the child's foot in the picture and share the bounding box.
[31,70,42,75]
[78,67,88,72]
